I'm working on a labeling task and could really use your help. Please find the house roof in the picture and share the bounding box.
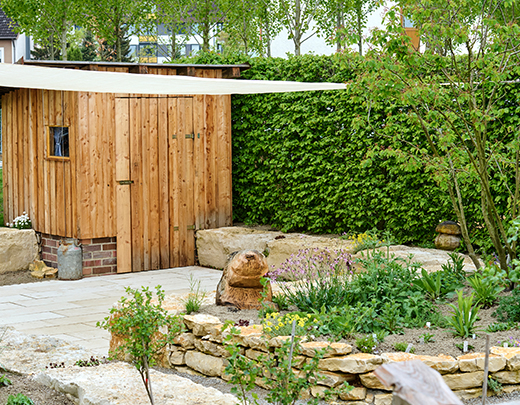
[0,8,18,40]
[0,63,346,96]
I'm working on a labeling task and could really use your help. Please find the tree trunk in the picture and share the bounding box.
[116,27,122,62]
[202,22,210,52]
[49,33,56,61]
[356,1,363,55]
[336,8,343,52]
[61,20,67,61]
[294,0,301,55]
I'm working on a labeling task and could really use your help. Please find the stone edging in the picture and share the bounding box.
[110,314,520,405]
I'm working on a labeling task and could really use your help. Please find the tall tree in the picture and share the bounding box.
[80,0,151,62]
[256,0,282,56]
[155,0,190,60]
[357,0,520,277]
[316,0,379,54]
[276,0,322,55]
[1,0,79,60]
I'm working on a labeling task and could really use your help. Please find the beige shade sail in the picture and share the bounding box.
[0,63,346,95]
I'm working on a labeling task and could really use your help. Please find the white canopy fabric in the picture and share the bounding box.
[0,63,346,95]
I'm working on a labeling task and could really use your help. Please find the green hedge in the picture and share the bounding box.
[175,53,515,244]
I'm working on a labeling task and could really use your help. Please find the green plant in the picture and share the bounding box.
[356,334,378,354]
[414,269,443,301]
[0,374,12,386]
[487,377,503,394]
[343,229,396,253]
[486,322,518,333]
[262,312,317,338]
[6,394,34,405]
[455,342,475,352]
[182,274,207,314]
[394,342,415,353]
[494,288,520,323]
[272,293,290,311]
[445,291,482,338]
[468,273,504,308]
[97,286,184,405]
[223,325,351,405]
[418,332,435,343]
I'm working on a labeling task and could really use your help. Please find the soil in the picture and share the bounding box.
[196,289,520,360]
[0,270,51,287]
[0,372,74,405]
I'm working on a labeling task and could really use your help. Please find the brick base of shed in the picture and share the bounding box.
[39,233,117,276]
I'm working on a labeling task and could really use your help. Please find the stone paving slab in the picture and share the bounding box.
[0,266,223,354]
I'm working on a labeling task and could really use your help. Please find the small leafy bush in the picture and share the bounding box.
[6,394,34,405]
[446,291,481,338]
[342,229,396,253]
[0,374,12,386]
[223,327,352,405]
[262,312,317,338]
[75,356,109,367]
[394,342,415,353]
[498,337,520,348]
[455,342,475,352]
[488,377,503,393]
[468,273,504,308]
[356,334,378,354]
[97,285,184,405]
[418,332,435,343]
[7,212,31,230]
[486,322,517,333]
[494,288,520,323]
[414,269,444,301]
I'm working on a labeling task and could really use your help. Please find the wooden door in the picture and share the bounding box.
[115,96,196,272]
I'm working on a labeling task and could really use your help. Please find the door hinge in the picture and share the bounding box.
[173,226,179,231]
[172,134,177,139]
[118,180,134,185]
[187,225,196,230]
[185,133,194,139]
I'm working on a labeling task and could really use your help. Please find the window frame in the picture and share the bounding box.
[46,125,70,161]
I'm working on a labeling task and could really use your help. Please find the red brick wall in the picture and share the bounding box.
[40,234,117,276]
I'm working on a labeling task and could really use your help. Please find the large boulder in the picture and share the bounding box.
[0,228,39,274]
[196,227,282,269]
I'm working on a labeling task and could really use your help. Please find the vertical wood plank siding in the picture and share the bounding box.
[1,66,233,271]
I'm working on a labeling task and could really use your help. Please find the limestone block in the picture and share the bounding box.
[374,393,393,405]
[207,324,225,344]
[366,393,375,403]
[339,386,367,401]
[492,370,520,384]
[453,388,484,400]
[359,372,392,391]
[442,372,484,390]
[169,347,185,366]
[319,353,383,374]
[300,341,352,358]
[458,352,507,372]
[194,339,229,358]
[503,384,520,394]
[183,314,222,336]
[184,351,225,377]
[310,385,336,399]
[196,227,282,269]
[0,228,38,274]
[316,370,356,387]
[382,352,458,374]
[231,325,266,350]
[266,234,355,272]
[174,365,205,377]
[29,260,57,279]
[174,333,197,349]
[245,348,266,361]
[491,347,520,371]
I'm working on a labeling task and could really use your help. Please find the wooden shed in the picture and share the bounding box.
[1,61,249,275]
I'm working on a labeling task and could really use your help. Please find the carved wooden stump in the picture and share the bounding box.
[216,250,272,310]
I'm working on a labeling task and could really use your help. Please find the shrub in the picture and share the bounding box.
[262,312,317,338]
[0,374,12,386]
[97,286,184,405]
[467,273,504,308]
[494,288,520,323]
[394,342,415,353]
[356,334,379,354]
[7,212,31,230]
[182,274,207,314]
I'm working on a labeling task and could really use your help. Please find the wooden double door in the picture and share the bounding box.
[115,95,199,272]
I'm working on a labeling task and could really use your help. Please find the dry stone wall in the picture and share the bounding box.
[110,314,520,404]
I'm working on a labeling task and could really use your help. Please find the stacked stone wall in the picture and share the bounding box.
[110,314,520,405]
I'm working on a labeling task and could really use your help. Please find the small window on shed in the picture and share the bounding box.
[48,126,69,158]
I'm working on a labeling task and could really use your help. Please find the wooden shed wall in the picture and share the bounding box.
[1,66,233,270]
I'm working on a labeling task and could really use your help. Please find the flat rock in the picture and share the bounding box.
[382,352,458,374]
[36,362,237,405]
[184,351,225,377]
[339,386,367,400]
[319,353,383,374]
[443,372,484,390]
[354,245,480,273]
[435,221,462,235]
[315,370,355,387]
[300,341,352,358]
[374,393,393,405]
[491,347,520,371]
[493,370,520,385]
[183,314,222,336]
[0,228,39,274]
[458,352,507,372]
[196,227,282,269]
[359,371,392,390]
